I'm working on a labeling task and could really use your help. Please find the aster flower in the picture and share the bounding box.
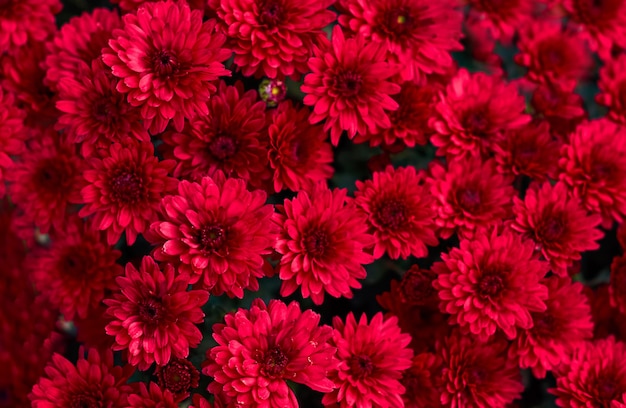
[44,8,122,90]
[401,353,443,408]
[511,182,603,275]
[29,348,134,408]
[430,68,530,159]
[0,0,61,53]
[102,0,231,134]
[597,54,626,125]
[337,0,463,81]
[160,81,270,189]
[259,78,287,107]
[466,0,534,43]
[209,0,335,79]
[559,119,626,226]
[510,276,594,378]
[0,88,26,198]
[610,255,626,314]
[437,331,524,407]
[301,25,401,145]
[354,165,438,259]
[204,299,338,408]
[104,256,209,370]
[322,312,413,408]
[433,227,550,340]
[155,358,199,402]
[147,173,277,298]
[76,139,178,245]
[427,156,515,239]
[552,337,626,407]
[268,100,334,193]
[128,382,178,408]
[274,183,375,305]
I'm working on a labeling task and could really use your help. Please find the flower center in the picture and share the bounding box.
[152,50,179,77]
[456,188,482,213]
[531,312,555,338]
[303,228,330,258]
[34,158,74,192]
[109,169,144,204]
[374,199,407,230]
[198,225,226,251]
[259,2,283,26]
[383,8,413,36]
[477,274,505,298]
[208,135,237,160]
[60,247,91,278]
[348,355,374,379]
[69,394,99,408]
[138,299,165,323]
[92,97,118,124]
[537,216,566,243]
[464,112,490,137]
[262,347,289,377]
[590,160,616,181]
[400,268,436,305]
[157,359,199,395]
[332,71,363,98]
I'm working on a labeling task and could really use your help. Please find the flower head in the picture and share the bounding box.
[155,358,199,402]
[0,88,26,198]
[0,0,61,53]
[467,0,534,43]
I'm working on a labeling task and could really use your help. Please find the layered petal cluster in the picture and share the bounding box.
[322,313,413,408]
[531,83,587,139]
[433,228,550,340]
[401,353,443,408]
[147,173,277,298]
[466,0,534,43]
[102,0,231,134]
[209,0,335,78]
[203,299,338,408]
[337,0,463,81]
[0,0,61,53]
[111,0,207,13]
[511,182,603,275]
[274,183,375,305]
[128,382,179,408]
[104,257,209,370]
[430,69,530,159]
[76,140,178,245]
[155,358,199,402]
[0,88,26,198]
[354,165,438,259]
[301,25,401,145]
[597,54,626,124]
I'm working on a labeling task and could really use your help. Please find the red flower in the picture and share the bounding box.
[160,81,270,190]
[433,227,550,340]
[209,0,335,79]
[104,256,209,370]
[531,83,587,140]
[268,100,334,192]
[354,165,438,259]
[203,299,338,408]
[44,8,122,90]
[559,119,626,226]
[428,156,515,239]
[401,353,443,408]
[76,140,178,245]
[610,255,626,314]
[7,131,82,234]
[28,216,123,320]
[301,25,401,145]
[437,331,524,407]
[29,348,134,408]
[322,312,413,408]
[102,0,231,134]
[112,0,207,13]
[147,173,277,298]
[551,337,626,407]
[511,181,603,276]
[430,68,530,159]
[155,358,199,402]
[274,183,375,305]
[128,382,178,408]
[510,276,594,378]
[0,88,26,198]
[597,54,626,125]
[337,0,463,81]
[0,0,61,53]
[466,0,534,43]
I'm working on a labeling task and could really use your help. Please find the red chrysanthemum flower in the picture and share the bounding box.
[128,382,178,408]
[433,227,550,340]
[437,331,524,407]
[430,68,530,159]
[610,255,626,314]
[511,181,603,276]
[587,284,626,342]
[268,100,334,193]
[203,299,338,408]
[559,119,626,226]
[0,88,26,198]
[492,120,561,181]
[597,54,626,125]
[401,353,443,408]
[510,276,594,378]
[44,8,121,90]
[147,173,277,298]
[56,59,149,154]
[104,256,209,370]
[301,25,401,145]
[0,0,61,53]
[354,165,437,259]
[7,131,82,234]
[155,358,199,402]
[112,0,207,13]
[531,83,587,140]
[76,140,178,245]
[209,0,335,79]
[28,216,123,320]
[160,81,270,189]
[515,19,593,90]
[428,157,515,239]
[102,0,231,134]
[466,0,534,43]
[274,183,375,305]
[29,348,134,408]
[551,337,626,407]
[322,312,413,408]
[337,0,463,81]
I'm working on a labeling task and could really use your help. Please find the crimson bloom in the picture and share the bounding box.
[274,183,375,305]
[0,88,26,198]
[433,227,550,340]
[597,54,626,125]
[204,299,338,408]
[466,0,534,43]
[104,256,209,370]
[401,353,443,408]
[302,25,401,145]
[531,83,587,140]
[102,0,231,134]
[354,165,437,259]
[0,0,61,53]
[155,358,199,402]
[147,173,277,298]
[322,312,413,408]
[128,382,178,408]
